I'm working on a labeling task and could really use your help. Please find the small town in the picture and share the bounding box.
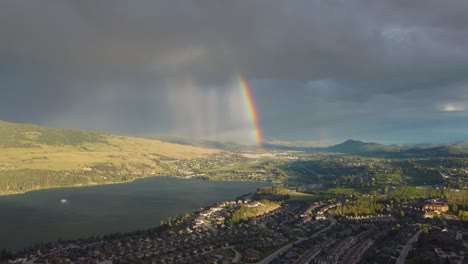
[5,191,467,264]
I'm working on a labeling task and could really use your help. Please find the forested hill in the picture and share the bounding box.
[0,120,219,195]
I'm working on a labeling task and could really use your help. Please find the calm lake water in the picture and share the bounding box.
[0,177,269,250]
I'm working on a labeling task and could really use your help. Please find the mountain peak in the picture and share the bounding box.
[342,139,364,144]
[328,139,387,153]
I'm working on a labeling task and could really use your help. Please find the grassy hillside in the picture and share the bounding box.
[0,120,107,148]
[0,121,219,195]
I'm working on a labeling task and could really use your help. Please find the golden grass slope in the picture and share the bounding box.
[0,120,220,194]
[1,135,219,171]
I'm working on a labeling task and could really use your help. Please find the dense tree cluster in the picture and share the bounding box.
[0,169,91,193]
[331,197,384,216]
[394,160,442,185]
[227,200,281,224]
[256,186,285,195]
[0,163,158,194]
[445,190,468,214]
[254,186,290,201]
[458,210,468,221]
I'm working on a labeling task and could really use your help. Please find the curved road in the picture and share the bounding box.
[396,229,423,264]
[223,246,242,263]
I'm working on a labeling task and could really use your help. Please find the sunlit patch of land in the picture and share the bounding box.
[1,136,218,171]
[0,121,219,195]
[254,186,328,203]
[287,191,326,203]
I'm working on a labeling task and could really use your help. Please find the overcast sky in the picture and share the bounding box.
[1,0,467,145]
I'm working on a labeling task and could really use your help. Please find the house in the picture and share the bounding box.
[423,212,434,219]
[243,248,260,262]
[316,215,327,221]
[423,202,449,213]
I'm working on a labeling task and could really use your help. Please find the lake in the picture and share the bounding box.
[0,177,269,250]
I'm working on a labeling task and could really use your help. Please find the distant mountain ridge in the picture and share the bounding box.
[326,139,398,153]
[2,119,466,158]
[264,138,468,157]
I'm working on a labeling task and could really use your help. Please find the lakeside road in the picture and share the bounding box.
[396,229,423,264]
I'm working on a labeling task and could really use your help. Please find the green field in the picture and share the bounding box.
[391,186,443,199]
[319,187,381,195]
[394,160,443,185]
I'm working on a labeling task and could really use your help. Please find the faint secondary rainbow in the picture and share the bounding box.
[238,75,263,146]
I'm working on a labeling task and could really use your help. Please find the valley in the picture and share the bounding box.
[1,121,468,263]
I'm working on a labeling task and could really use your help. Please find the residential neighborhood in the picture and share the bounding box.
[6,193,466,264]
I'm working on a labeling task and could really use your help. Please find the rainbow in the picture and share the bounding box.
[239,75,263,146]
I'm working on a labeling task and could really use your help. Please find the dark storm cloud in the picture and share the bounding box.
[0,0,467,143]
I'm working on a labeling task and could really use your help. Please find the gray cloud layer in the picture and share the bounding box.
[1,0,467,144]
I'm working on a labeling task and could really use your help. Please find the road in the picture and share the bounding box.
[396,229,423,264]
[387,174,407,196]
[290,215,337,264]
[256,238,307,264]
[223,246,242,263]
[203,221,217,235]
[292,247,321,264]
[256,215,337,264]
[299,164,324,179]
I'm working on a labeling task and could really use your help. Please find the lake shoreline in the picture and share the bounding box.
[0,174,270,197]
[0,177,270,250]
